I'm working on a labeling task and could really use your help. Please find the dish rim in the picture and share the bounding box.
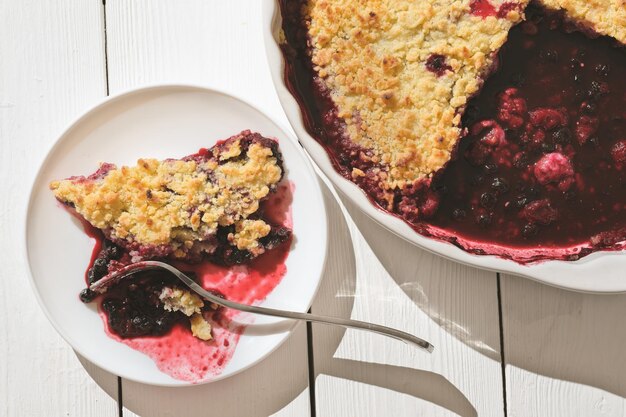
[22,83,330,386]
[261,0,626,294]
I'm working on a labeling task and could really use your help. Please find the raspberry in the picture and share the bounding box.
[497,88,527,129]
[528,107,568,130]
[533,152,575,191]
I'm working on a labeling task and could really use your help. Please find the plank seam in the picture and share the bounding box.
[306,310,317,417]
[102,0,110,95]
[496,273,508,417]
[103,2,119,415]
[117,376,123,417]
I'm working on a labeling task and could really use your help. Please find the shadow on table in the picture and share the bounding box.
[78,182,478,417]
[339,196,502,361]
[339,191,626,403]
[501,274,626,401]
[307,186,478,417]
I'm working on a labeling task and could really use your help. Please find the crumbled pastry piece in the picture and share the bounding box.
[159,286,214,341]
[190,313,213,341]
[304,0,528,191]
[159,286,204,316]
[229,219,271,254]
[538,0,626,44]
[49,131,287,262]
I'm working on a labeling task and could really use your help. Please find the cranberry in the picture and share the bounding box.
[521,199,558,225]
[533,152,575,191]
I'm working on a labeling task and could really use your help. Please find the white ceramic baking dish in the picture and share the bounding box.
[261,0,626,293]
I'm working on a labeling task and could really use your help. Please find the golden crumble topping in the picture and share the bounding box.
[190,314,213,341]
[49,132,283,259]
[229,219,272,254]
[159,287,204,316]
[538,0,626,44]
[159,287,213,341]
[305,0,528,191]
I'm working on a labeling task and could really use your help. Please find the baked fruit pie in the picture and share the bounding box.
[280,0,626,262]
[50,131,292,340]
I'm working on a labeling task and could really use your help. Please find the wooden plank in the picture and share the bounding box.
[501,274,626,417]
[0,1,119,416]
[104,1,311,415]
[105,0,286,123]
[310,188,505,417]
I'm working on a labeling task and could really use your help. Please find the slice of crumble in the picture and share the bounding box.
[50,130,291,264]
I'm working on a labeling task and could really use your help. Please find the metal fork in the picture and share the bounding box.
[90,260,434,352]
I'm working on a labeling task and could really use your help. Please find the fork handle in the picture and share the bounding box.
[148,261,434,352]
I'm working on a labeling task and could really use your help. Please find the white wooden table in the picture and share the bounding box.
[2,1,626,416]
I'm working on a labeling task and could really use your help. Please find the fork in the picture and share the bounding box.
[90,260,434,352]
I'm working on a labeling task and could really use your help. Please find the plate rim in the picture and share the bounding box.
[261,0,626,294]
[23,83,330,386]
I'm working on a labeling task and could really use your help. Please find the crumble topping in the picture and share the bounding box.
[190,314,213,341]
[159,286,204,316]
[159,286,213,341]
[50,131,283,260]
[538,0,626,44]
[305,0,528,193]
[229,219,272,254]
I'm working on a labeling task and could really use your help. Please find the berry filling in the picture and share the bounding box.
[53,133,295,381]
[280,1,626,262]
[427,6,626,255]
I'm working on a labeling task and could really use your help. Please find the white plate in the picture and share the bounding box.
[262,0,626,293]
[24,84,328,386]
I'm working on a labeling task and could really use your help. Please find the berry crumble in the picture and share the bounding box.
[280,0,625,262]
[51,130,293,343]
